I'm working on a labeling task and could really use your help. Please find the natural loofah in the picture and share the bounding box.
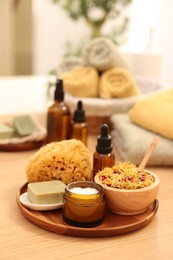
[57,56,83,75]
[82,37,130,72]
[99,67,140,98]
[61,66,99,97]
[26,139,93,184]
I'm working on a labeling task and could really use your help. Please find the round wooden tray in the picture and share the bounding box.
[16,183,159,238]
[0,140,45,152]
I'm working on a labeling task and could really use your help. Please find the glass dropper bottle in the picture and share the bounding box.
[93,124,115,176]
[46,79,71,143]
[71,100,87,146]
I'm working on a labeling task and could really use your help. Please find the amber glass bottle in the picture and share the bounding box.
[71,100,87,146]
[93,124,115,176]
[46,79,71,143]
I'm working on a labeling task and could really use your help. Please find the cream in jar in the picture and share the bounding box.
[62,181,105,227]
[69,187,98,195]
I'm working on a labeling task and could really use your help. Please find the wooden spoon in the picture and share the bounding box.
[138,136,159,172]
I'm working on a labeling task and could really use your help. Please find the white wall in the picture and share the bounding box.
[32,0,173,86]
[155,0,173,85]
[129,0,173,85]
[32,0,89,75]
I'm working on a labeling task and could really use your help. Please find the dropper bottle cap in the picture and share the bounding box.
[96,124,112,154]
[73,100,85,123]
[54,78,64,101]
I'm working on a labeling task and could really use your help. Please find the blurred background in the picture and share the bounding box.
[0,0,173,85]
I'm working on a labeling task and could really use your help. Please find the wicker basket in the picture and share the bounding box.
[63,76,165,135]
[86,115,112,135]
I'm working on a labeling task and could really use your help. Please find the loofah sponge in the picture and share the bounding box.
[26,139,93,184]
[61,66,99,97]
[99,67,140,98]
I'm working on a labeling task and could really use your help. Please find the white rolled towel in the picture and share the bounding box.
[82,37,130,72]
[57,56,83,75]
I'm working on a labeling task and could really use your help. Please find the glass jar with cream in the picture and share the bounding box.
[63,181,105,227]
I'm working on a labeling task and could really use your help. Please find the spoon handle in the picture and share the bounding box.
[138,136,159,172]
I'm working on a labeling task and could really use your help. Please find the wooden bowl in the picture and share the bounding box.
[94,170,160,215]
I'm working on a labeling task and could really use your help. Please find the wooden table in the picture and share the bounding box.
[0,114,173,260]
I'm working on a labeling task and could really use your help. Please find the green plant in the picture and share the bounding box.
[51,0,133,45]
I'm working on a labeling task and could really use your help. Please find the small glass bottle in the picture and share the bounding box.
[63,181,105,228]
[71,100,87,146]
[93,124,115,176]
[46,79,71,143]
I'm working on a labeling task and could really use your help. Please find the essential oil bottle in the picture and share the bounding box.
[93,124,115,176]
[46,79,71,143]
[71,100,87,146]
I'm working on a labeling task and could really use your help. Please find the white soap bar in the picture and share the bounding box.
[70,187,98,195]
[28,180,66,204]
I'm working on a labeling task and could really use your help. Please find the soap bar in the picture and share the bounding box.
[27,180,66,204]
[0,123,15,139]
[13,115,39,137]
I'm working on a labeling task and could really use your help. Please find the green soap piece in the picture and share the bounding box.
[27,180,66,204]
[0,123,15,140]
[13,115,39,137]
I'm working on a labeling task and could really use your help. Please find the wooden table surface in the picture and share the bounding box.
[0,114,173,260]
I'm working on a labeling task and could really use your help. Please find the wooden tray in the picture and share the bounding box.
[0,140,45,152]
[16,183,159,238]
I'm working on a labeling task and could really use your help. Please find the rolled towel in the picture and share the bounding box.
[82,37,130,72]
[111,114,173,166]
[57,56,83,75]
[61,66,99,97]
[129,87,173,140]
[99,67,140,98]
